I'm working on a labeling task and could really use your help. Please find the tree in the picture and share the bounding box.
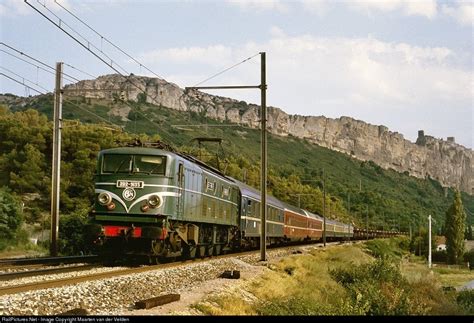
[9,144,46,193]
[445,190,466,264]
[0,187,22,240]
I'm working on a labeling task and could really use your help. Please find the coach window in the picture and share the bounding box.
[178,163,184,186]
[222,186,230,199]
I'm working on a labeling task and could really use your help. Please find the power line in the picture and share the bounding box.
[1,43,84,84]
[1,70,121,129]
[1,44,134,93]
[1,72,46,95]
[31,1,126,74]
[53,0,164,81]
[64,63,97,79]
[1,42,55,73]
[0,48,78,84]
[193,53,261,87]
[26,0,166,110]
[0,66,50,92]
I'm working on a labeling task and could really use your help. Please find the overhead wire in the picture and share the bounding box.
[53,0,164,81]
[32,0,127,75]
[1,43,136,94]
[1,47,162,132]
[25,0,167,110]
[1,45,80,84]
[1,70,122,129]
[21,2,262,136]
[64,63,97,79]
[1,72,46,95]
[2,42,97,80]
[0,66,50,92]
[193,52,261,87]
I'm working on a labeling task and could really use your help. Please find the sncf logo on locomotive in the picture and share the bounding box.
[122,187,136,201]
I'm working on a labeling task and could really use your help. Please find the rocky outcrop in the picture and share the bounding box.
[64,74,473,194]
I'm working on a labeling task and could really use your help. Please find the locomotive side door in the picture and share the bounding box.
[176,162,185,218]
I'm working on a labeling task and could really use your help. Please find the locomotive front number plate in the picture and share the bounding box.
[116,180,144,188]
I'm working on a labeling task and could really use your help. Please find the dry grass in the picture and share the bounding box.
[190,242,470,315]
[191,245,372,315]
[433,268,474,288]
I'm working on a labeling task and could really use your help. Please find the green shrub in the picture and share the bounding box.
[330,258,434,315]
[457,290,474,314]
[432,250,447,263]
[364,237,408,260]
[463,250,474,269]
[58,209,88,255]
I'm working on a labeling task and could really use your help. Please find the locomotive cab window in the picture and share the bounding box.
[102,154,166,175]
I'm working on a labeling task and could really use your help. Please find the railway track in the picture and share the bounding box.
[0,264,101,281]
[0,241,350,297]
[0,255,99,268]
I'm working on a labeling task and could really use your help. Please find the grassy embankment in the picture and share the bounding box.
[191,238,474,315]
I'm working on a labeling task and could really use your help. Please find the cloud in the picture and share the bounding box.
[301,0,330,16]
[139,45,235,67]
[349,0,438,19]
[138,31,472,146]
[225,0,290,13]
[139,32,470,105]
[441,1,473,26]
[0,0,73,17]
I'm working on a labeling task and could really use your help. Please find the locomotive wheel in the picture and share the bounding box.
[198,245,206,258]
[182,244,197,259]
[149,255,160,265]
[151,239,165,256]
[189,246,197,259]
[214,244,222,256]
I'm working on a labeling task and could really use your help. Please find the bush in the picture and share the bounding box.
[0,187,22,239]
[432,250,447,263]
[58,210,88,256]
[463,250,474,269]
[329,258,436,315]
[457,290,474,314]
[365,237,408,260]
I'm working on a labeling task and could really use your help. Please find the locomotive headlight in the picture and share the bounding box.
[98,192,112,205]
[147,195,161,208]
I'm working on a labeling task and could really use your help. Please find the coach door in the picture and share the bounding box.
[177,162,185,217]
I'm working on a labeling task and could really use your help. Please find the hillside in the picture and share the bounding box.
[65,74,473,195]
[1,92,472,233]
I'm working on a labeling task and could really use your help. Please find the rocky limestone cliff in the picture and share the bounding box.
[65,74,473,195]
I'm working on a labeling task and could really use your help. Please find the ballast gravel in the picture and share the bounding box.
[0,247,305,316]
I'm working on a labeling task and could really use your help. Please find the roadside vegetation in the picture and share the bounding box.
[192,238,473,315]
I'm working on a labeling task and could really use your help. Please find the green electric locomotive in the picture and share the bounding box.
[87,145,241,262]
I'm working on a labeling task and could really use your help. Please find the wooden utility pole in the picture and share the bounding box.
[50,62,63,256]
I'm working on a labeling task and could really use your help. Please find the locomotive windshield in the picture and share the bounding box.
[102,154,166,175]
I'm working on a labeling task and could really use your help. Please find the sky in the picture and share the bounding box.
[0,0,472,148]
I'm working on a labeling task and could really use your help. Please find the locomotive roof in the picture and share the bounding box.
[99,147,235,183]
[231,178,285,209]
[99,147,176,156]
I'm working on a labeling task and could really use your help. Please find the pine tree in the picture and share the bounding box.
[445,191,466,264]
